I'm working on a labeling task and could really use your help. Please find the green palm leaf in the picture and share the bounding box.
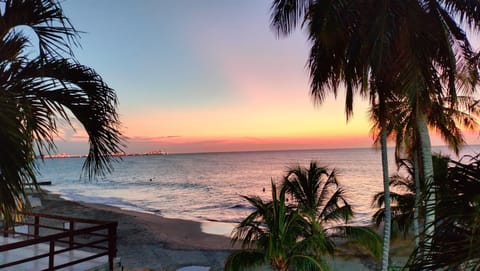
[1,0,79,58]
[0,0,123,225]
[225,250,265,271]
[330,226,382,259]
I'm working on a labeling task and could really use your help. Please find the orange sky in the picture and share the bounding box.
[53,1,480,155]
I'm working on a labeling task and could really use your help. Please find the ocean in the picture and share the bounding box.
[35,146,477,233]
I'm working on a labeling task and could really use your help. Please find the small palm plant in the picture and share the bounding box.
[225,162,381,271]
[371,159,417,238]
[283,162,381,259]
[371,154,450,238]
[225,181,328,271]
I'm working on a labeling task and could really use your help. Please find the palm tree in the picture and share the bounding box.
[372,159,417,239]
[372,155,452,243]
[407,154,480,270]
[282,162,382,257]
[270,2,397,268]
[226,162,381,271]
[225,181,329,271]
[270,1,480,266]
[282,162,348,220]
[370,93,480,247]
[392,2,480,252]
[0,0,123,224]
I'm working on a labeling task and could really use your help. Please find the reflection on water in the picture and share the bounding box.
[36,146,475,226]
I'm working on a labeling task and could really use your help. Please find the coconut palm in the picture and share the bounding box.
[372,155,453,241]
[271,2,398,268]
[281,162,353,224]
[225,181,329,271]
[282,162,382,257]
[0,0,123,224]
[389,2,480,253]
[370,92,480,247]
[372,159,417,239]
[226,162,381,271]
[270,1,480,267]
[371,156,446,235]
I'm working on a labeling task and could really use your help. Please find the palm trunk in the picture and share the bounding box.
[416,113,435,253]
[413,150,421,248]
[380,128,391,271]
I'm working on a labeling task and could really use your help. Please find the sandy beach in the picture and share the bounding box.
[30,191,410,271]
[32,192,235,271]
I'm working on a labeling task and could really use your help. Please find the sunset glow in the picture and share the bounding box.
[53,1,480,155]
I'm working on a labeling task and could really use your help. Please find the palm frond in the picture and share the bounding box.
[0,32,30,61]
[330,226,382,260]
[318,188,352,223]
[270,0,312,36]
[224,250,265,271]
[0,90,36,222]
[0,0,124,226]
[12,58,124,177]
[442,0,480,29]
[2,0,80,58]
[289,254,330,271]
[284,162,336,215]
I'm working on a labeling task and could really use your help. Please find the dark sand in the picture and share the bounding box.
[31,192,411,271]
[32,192,234,271]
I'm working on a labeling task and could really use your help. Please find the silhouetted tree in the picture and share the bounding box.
[0,0,123,224]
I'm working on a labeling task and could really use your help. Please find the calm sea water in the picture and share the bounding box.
[35,146,477,228]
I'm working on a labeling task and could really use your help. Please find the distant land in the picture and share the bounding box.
[37,144,480,159]
[38,150,168,159]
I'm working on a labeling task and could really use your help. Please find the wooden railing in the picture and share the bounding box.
[0,212,118,271]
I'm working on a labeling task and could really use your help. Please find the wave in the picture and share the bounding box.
[52,189,163,214]
[190,202,254,212]
[204,217,240,224]
[228,203,254,210]
[37,148,401,227]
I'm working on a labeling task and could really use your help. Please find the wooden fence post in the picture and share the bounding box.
[108,222,118,271]
[34,216,39,238]
[49,240,55,270]
[69,221,75,249]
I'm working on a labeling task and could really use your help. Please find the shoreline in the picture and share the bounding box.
[56,193,236,238]
[32,192,236,270]
[30,191,412,270]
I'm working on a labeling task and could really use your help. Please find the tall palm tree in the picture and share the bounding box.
[270,1,480,267]
[271,1,401,268]
[370,92,480,247]
[0,0,123,224]
[393,2,480,252]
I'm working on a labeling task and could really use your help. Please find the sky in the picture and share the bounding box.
[53,0,480,154]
